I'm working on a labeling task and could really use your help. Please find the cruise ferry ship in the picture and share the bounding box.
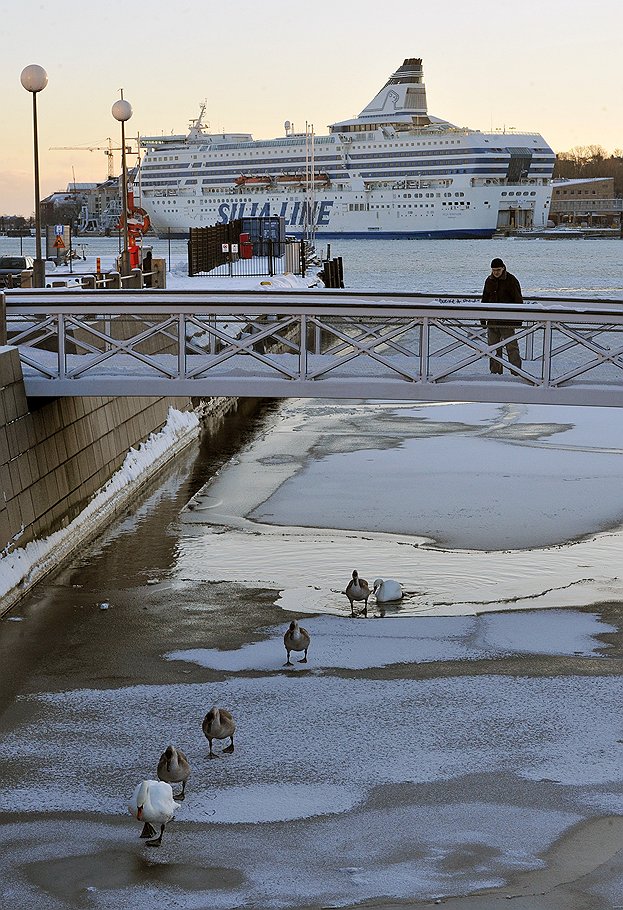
[139,58,555,239]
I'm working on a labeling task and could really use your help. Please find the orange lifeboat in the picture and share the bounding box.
[235,175,272,186]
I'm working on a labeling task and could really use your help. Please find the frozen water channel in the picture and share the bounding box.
[2,398,623,909]
[180,399,623,616]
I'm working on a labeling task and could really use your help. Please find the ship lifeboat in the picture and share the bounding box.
[234,175,273,187]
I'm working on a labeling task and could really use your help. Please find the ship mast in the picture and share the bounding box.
[304,122,317,246]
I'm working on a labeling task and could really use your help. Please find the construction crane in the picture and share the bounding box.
[49,137,135,180]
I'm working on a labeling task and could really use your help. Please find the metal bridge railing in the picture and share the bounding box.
[3,288,623,406]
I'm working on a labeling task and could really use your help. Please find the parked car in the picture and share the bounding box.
[0,256,34,287]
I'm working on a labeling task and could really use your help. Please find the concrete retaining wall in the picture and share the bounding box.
[0,345,238,607]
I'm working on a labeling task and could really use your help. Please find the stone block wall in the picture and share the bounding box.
[0,345,198,556]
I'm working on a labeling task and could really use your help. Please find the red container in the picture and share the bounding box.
[239,231,253,259]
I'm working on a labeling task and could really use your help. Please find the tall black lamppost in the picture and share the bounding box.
[112,91,133,278]
[20,64,48,288]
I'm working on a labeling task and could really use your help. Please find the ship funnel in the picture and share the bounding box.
[358,57,428,120]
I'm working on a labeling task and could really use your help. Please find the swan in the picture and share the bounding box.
[344,569,371,617]
[283,620,311,666]
[157,745,191,800]
[128,779,180,847]
[202,707,236,758]
[373,578,404,603]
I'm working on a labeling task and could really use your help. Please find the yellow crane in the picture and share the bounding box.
[49,137,134,180]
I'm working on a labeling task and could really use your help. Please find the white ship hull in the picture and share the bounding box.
[144,181,551,240]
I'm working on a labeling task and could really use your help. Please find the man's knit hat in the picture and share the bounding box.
[491,258,505,268]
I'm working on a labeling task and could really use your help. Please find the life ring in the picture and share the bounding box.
[117,207,151,235]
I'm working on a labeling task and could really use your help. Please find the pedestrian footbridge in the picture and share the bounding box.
[4,288,623,407]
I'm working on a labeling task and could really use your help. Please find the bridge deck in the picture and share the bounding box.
[4,289,623,407]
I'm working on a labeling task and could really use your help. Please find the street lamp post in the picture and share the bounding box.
[112,92,133,278]
[20,64,48,288]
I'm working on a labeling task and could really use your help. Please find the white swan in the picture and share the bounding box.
[157,745,191,800]
[283,620,311,666]
[373,578,403,603]
[202,707,236,758]
[128,779,180,847]
[344,569,371,617]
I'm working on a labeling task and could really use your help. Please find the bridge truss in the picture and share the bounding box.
[4,289,623,406]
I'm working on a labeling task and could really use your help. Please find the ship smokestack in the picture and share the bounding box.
[384,58,428,115]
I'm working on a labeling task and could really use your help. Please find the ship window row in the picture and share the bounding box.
[501,191,537,196]
[166,164,528,183]
[358,168,510,178]
[141,153,552,176]
[346,149,509,161]
[142,154,339,170]
[141,162,190,171]
[143,146,553,169]
[197,136,337,152]
[351,159,514,171]
[147,158,187,165]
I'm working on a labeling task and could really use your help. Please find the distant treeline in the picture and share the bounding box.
[0,215,32,230]
[554,146,623,196]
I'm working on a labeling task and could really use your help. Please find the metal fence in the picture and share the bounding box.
[188,219,305,278]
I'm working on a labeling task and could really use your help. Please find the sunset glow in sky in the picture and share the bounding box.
[2,0,622,215]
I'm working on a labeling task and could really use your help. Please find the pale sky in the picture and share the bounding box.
[2,0,621,216]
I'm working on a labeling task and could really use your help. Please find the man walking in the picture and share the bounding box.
[481,258,523,375]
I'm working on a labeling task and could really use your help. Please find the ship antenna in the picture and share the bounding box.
[190,101,208,132]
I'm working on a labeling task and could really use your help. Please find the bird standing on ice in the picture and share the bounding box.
[344,569,371,616]
[128,779,180,847]
[373,578,403,603]
[202,707,236,758]
[157,745,191,800]
[283,619,311,666]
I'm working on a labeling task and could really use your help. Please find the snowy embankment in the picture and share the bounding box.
[0,407,200,608]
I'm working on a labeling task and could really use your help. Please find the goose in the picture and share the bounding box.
[128,779,180,847]
[157,745,191,800]
[344,569,371,617]
[373,578,404,603]
[283,620,311,666]
[202,707,236,758]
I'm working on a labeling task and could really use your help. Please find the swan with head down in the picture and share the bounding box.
[373,578,403,603]
[128,779,180,847]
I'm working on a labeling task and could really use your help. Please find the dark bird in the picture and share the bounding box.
[202,707,236,758]
[344,569,371,616]
[283,619,311,666]
[157,745,191,800]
